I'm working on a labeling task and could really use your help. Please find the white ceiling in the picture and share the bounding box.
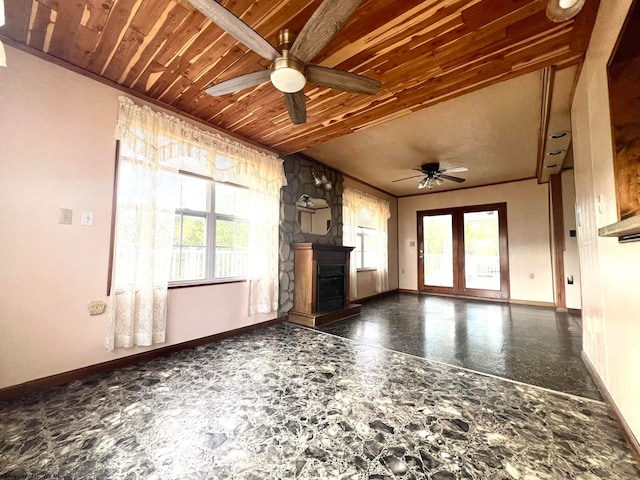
[304,66,578,197]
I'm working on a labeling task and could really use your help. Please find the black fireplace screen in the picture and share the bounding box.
[317,264,346,313]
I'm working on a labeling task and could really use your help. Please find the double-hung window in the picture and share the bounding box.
[354,226,377,270]
[170,173,249,285]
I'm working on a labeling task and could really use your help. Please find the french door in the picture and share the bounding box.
[417,203,510,299]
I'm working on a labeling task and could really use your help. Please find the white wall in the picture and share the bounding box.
[0,47,274,389]
[571,0,640,441]
[398,179,554,303]
[561,169,582,309]
[343,177,399,299]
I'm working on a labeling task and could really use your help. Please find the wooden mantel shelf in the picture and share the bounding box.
[598,216,640,238]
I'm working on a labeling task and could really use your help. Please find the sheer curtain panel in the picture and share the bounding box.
[107,97,285,350]
[342,190,360,299]
[343,188,391,298]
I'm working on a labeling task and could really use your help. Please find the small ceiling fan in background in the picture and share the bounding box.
[188,0,381,125]
[393,162,469,190]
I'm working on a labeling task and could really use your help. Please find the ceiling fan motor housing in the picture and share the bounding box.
[421,162,440,176]
[270,30,307,93]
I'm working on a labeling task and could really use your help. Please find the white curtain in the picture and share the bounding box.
[0,0,6,67]
[107,97,285,350]
[343,188,391,298]
[342,190,360,299]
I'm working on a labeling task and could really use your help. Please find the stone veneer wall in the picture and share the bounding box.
[279,154,343,317]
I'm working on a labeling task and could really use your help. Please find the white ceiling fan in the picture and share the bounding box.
[188,0,381,125]
[393,162,469,190]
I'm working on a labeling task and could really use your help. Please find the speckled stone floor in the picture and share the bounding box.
[1,324,638,479]
[320,294,601,400]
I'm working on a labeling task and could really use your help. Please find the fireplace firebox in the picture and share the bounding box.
[288,243,361,327]
[317,264,346,313]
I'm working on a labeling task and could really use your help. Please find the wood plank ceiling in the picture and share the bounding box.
[0,0,600,156]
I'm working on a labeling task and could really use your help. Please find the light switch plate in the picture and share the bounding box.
[81,211,94,226]
[58,208,72,225]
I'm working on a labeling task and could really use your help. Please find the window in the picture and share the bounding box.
[354,226,377,269]
[343,188,391,298]
[170,174,249,284]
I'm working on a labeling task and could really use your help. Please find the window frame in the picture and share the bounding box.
[355,225,378,271]
[168,173,250,287]
[107,145,251,293]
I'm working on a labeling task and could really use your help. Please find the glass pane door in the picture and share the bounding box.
[463,210,500,291]
[422,214,454,287]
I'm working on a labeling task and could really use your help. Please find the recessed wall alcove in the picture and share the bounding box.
[599,0,640,241]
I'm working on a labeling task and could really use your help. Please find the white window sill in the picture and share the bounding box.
[169,278,247,289]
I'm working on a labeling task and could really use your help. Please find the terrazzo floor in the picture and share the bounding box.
[1,323,638,479]
[321,294,601,400]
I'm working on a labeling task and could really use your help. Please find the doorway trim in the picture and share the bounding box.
[417,202,510,300]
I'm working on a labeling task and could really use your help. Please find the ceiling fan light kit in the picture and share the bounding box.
[546,0,586,22]
[270,57,306,93]
[394,162,468,191]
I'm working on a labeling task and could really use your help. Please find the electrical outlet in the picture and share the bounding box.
[529,272,535,280]
[88,300,106,316]
[81,211,94,226]
[58,208,72,225]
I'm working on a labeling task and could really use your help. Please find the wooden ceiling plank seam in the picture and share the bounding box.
[155,24,252,101]
[97,0,145,76]
[102,25,145,81]
[323,0,475,65]
[79,0,113,33]
[435,22,572,74]
[67,23,101,65]
[147,9,204,66]
[433,3,546,61]
[46,0,85,61]
[132,10,206,91]
[356,17,463,76]
[113,1,177,83]
[320,1,471,72]
[83,0,139,72]
[148,21,225,98]
[1,0,33,43]
[320,0,466,69]
[147,54,191,98]
[129,0,173,36]
[28,1,51,51]
[123,2,191,87]
[26,0,37,45]
[460,0,540,30]
[36,0,59,10]
[42,8,56,53]
[65,0,111,65]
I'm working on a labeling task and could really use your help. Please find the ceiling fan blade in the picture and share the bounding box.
[439,174,466,183]
[205,70,271,96]
[290,0,362,63]
[188,0,279,61]
[441,166,469,174]
[307,66,380,95]
[284,91,307,124]
[392,174,425,183]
